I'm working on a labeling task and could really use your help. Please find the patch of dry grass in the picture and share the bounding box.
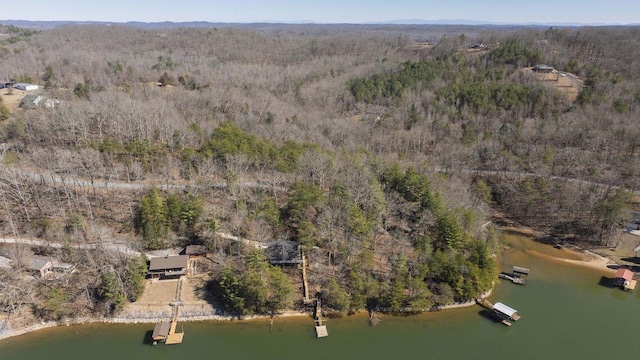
[520,67,584,101]
[0,89,27,112]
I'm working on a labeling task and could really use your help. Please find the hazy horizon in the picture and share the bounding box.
[2,0,639,26]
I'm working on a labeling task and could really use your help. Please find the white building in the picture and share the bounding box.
[13,83,39,91]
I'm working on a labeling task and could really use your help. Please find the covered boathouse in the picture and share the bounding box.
[152,322,171,342]
[614,268,636,291]
[492,302,521,326]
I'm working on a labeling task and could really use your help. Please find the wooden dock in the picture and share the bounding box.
[315,320,328,338]
[165,302,184,344]
[499,266,530,285]
[512,266,530,276]
[152,277,185,345]
[499,272,526,285]
[476,297,494,311]
[314,298,328,338]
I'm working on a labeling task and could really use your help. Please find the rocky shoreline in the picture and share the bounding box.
[0,309,312,342]
[0,289,498,342]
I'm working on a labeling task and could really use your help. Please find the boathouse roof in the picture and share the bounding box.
[493,302,517,318]
[615,268,634,281]
[149,255,189,271]
[152,321,171,339]
[512,266,530,275]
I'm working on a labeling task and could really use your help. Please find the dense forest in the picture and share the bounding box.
[0,23,638,321]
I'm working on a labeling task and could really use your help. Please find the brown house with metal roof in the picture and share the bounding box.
[148,255,189,278]
[23,255,75,278]
[25,255,54,278]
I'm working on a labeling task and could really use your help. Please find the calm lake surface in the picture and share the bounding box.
[2,233,639,360]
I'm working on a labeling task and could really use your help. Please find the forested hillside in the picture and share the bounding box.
[0,24,637,319]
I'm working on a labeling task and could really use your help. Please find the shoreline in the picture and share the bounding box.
[502,225,620,273]
[556,250,617,273]
[527,247,618,274]
[0,231,617,343]
[0,287,497,342]
[0,310,311,342]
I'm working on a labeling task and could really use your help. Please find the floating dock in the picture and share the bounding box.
[315,320,328,338]
[512,266,530,276]
[314,298,328,338]
[624,279,637,291]
[499,266,529,285]
[476,298,521,326]
[499,272,526,285]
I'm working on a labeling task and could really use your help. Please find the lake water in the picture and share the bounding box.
[2,232,639,360]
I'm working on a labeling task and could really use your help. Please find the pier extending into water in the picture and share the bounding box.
[499,265,530,285]
[151,277,185,345]
[314,298,328,338]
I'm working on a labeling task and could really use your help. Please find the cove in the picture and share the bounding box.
[2,232,639,360]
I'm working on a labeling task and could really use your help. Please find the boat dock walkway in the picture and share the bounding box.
[152,277,185,345]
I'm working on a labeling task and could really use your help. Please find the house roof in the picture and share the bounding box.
[533,64,554,70]
[25,255,52,271]
[25,255,53,271]
[19,94,41,108]
[493,302,517,318]
[615,268,634,281]
[24,255,75,272]
[0,255,13,269]
[149,255,189,271]
[266,241,301,264]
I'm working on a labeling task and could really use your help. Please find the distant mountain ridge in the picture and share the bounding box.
[1,19,637,30]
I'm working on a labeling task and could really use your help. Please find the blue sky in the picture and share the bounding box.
[3,0,640,24]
